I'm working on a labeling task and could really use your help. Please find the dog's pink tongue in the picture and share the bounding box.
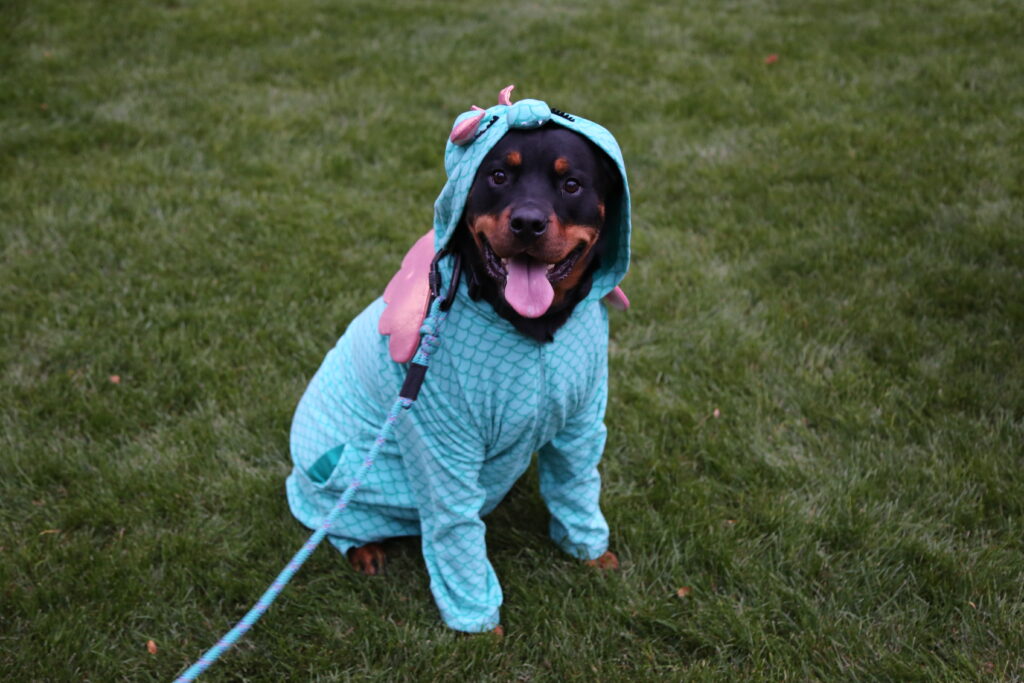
[504,255,553,319]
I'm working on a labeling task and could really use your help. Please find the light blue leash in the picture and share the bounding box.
[174,297,449,682]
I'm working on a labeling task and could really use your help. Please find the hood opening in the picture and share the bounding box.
[433,91,632,331]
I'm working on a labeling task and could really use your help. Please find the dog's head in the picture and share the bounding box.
[454,124,620,340]
[425,89,631,343]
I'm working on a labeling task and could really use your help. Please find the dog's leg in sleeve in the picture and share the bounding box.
[537,372,610,561]
[395,397,502,633]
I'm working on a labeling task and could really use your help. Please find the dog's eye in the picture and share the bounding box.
[490,170,507,186]
[563,178,581,194]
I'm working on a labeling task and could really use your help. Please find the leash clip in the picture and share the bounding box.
[428,248,447,302]
[428,249,462,312]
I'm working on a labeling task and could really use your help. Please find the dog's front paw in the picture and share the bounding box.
[347,543,387,575]
[584,550,619,570]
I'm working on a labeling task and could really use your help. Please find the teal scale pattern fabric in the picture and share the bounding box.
[286,92,632,633]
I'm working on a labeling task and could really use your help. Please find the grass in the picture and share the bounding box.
[2,0,1023,679]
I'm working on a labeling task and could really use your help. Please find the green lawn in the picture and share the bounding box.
[3,0,1023,679]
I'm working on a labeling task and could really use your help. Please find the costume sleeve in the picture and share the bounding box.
[393,376,501,633]
[537,371,610,561]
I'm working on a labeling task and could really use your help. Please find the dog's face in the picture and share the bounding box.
[462,126,616,321]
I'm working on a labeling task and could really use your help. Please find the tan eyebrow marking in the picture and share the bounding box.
[505,150,521,166]
[554,157,570,175]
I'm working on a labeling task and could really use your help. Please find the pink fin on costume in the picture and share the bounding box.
[603,286,630,311]
[498,84,515,106]
[379,231,436,363]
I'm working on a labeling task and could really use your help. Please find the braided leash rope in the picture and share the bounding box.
[174,302,448,682]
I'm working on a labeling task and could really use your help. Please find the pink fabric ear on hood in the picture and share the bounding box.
[449,106,485,146]
[498,85,515,105]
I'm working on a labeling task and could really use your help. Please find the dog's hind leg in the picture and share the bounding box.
[347,543,387,576]
[319,503,419,576]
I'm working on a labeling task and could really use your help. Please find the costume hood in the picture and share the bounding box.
[433,85,631,302]
[379,86,631,363]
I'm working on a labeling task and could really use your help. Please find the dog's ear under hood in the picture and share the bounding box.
[433,85,632,303]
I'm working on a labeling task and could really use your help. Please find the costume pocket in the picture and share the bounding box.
[306,444,348,488]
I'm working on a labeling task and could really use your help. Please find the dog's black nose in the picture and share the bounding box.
[509,206,548,241]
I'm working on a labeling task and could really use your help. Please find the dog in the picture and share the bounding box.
[286,87,632,633]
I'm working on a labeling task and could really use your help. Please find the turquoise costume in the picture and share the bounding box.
[286,90,632,633]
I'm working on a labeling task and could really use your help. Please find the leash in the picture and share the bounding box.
[174,255,457,682]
